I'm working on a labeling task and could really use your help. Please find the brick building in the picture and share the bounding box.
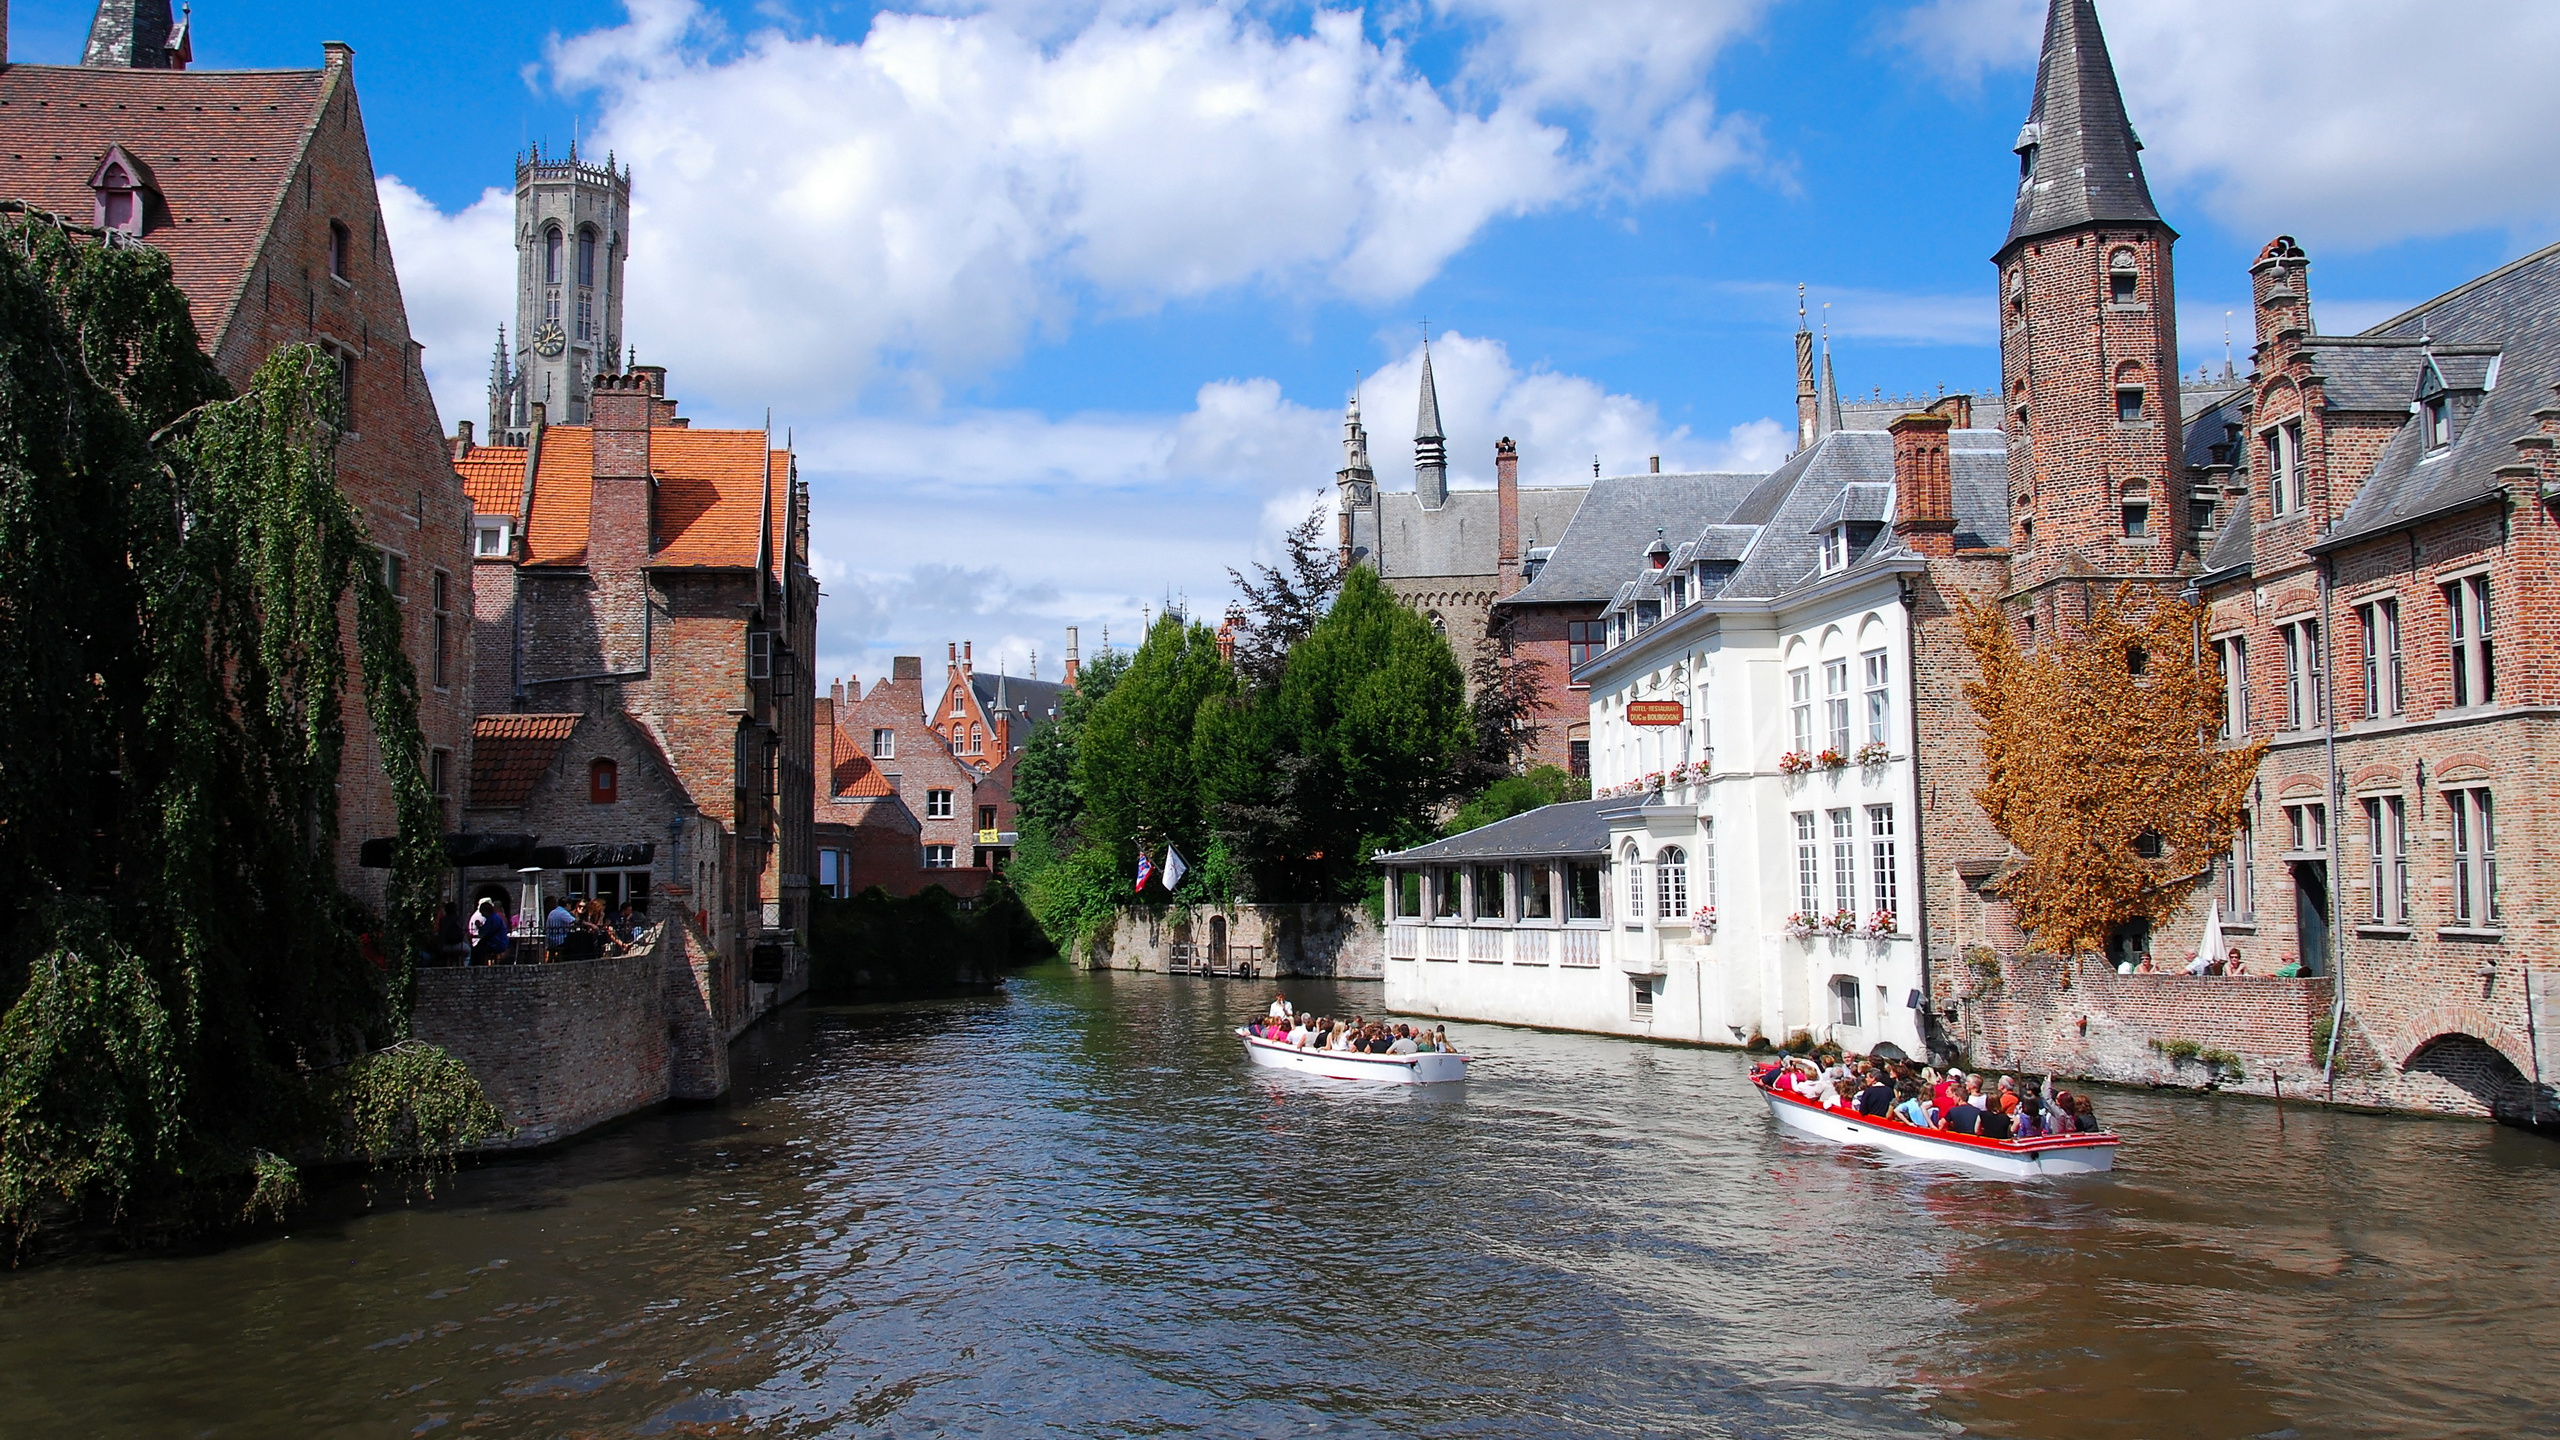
[0,5,477,899]
[455,365,816,1014]
[825,658,995,889]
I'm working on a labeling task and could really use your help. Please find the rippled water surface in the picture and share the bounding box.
[4,966,2558,1438]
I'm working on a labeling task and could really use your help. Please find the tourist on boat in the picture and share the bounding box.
[1891,1085,1935,1128]
[1855,1072,1893,1117]
[1942,1085,1986,1135]
[1389,1027,1419,1055]
[1268,995,1294,1021]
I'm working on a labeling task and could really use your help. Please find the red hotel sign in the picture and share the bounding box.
[1626,700,1686,727]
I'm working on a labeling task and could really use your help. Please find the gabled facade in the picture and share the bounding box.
[0,17,476,898]
[454,365,816,1014]
[827,658,992,885]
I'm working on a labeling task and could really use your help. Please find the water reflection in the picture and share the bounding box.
[0,967,2554,1438]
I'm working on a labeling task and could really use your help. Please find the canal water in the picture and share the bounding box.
[4,966,2557,1439]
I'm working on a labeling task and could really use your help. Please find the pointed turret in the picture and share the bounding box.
[2003,0,2162,252]
[1414,345,1449,510]
[83,0,188,69]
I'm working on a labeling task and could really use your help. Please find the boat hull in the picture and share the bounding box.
[1238,1029,1468,1084]
[1760,1086,2117,1178]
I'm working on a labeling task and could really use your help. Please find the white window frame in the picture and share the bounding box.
[1861,649,1890,746]
[1655,846,1687,920]
[872,728,895,759]
[473,517,513,557]
[2217,636,2249,737]
[1829,808,1856,915]
[2445,574,2493,709]
[2357,597,2403,719]
[2281,618,2323,730]
[1793,812,1819,917]
[2364,795,2407,925]
[1823,658,1851,754]
[1869,805,1898,924]
[2449,788,2498,926]
[923,844,956,870]
[1787,667,1813,753]
[925,788,954,820]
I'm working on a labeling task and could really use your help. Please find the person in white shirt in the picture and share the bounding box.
[1388,1027,1419,1055]
[1267,994,1293,1020]
[1286,1020,1310,1048]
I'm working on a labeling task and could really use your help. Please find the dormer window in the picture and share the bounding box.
[2109,249,2139,304]
[1820,527,1850,574]
[1666,574,1687,608]
[473,517,514,557]
[2423,396,2451,449]
[88,147,154,236]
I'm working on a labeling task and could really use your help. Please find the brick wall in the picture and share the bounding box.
[834,659,990,874]
[414,943,666,1148]
[209,53,475,896]
[1956,952,2332,1088]
[1495,600,1599,774]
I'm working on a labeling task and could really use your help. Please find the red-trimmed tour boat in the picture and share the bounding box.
[1757,1079,2119,1179]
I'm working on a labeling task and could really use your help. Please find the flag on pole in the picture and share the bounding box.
[1162,846,1189,892]
[1133,851,1155,894]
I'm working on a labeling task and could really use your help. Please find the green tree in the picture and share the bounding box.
[1445,764,1589,837]
[1205,566,1470,899]
[0,211,494,1240]
[1009,647,1126,849]
[1077,614,1235,882]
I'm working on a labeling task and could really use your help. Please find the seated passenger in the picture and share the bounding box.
[2071,1094,2100,1132]
[1389,1027,1419,1055]
[1855,1072,1893,1118]
[1977,1092,2015,1140]
[1890,1087,1934,1128]
[1942,1089,1985,1135]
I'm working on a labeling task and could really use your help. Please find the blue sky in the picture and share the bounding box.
[15,0,2559,686]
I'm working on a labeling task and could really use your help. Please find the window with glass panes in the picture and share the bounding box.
[1793,812,1819,916]
[1655,847,1687,919]
[2449,789,2498,925]
[1861,650,1889,746]
[1824,659,1851,753]
[1868,806,1898,923]
[2357,597,2402,718]
[1787,668,1813,751]
[2281,619,2323,729]
[2363,796,2407,924]
[2445,575,2493,708]
[2218,637,2249,736]
[1830,809,1856,913]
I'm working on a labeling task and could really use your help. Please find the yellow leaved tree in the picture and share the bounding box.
[1956,585,2266,957]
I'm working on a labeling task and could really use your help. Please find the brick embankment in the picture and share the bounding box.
[413,919,742,1148]
[1954,951,2558,1125]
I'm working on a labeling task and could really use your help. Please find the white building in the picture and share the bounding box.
[1383,396,2008,1058]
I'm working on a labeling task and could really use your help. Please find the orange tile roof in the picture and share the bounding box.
[457,447,525,518]
[468,713,580,810]
[0,63,330,350]
[829,745,894,799]
[516,425,780,572]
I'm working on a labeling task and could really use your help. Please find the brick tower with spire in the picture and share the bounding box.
[1996,0,2189,606]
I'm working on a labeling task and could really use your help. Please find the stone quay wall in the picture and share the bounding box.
[414,917,743,1149]
[1089,904,1385,980]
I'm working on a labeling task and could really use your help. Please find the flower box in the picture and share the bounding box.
[1778,750,1814,776]
[1781,911,1818,941]
[1822,908,1859,936]
[1855,740,1892,768]
[1816,748,1849,771]
[1865,909,1897,937]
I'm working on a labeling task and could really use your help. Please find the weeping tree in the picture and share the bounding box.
[0,210,496,1243]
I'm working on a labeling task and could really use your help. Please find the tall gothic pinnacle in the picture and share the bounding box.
[1815,315,1843,440]
[1413,340,1448,509]
[2003,0,2162,253]
[83,0,189,69]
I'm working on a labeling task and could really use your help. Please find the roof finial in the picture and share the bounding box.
[1797,282,1808,333]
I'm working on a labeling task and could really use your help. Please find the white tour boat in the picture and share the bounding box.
[1758,1080,2119,1179]
[1237,1028,1470,1084]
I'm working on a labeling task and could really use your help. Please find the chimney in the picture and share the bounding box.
[1926,392,1974,430]
[893,655,922,691]
[450,419,475,463]
[323,41,352,71]
[1889,411,1957,557]
[1494,437,1521,597]
[1064,627,1081,686]
[587,370,654,571]
[963,640,973,674]
[529,400,548,429]
[2251,235,2311,368]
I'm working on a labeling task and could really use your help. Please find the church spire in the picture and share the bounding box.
[2003,0,2161,252]
[1414,337,1448,510]
[1815,308,1843,439]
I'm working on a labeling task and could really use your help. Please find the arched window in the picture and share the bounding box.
[544,226,563,285]
[2121,479,2151,539]
[1656,846,1687,919]
[577,226,598,287]
[2109,247,2139,303]
[2115,362,2146,423]
[589,757,620,804]
[1622,841,1643,920]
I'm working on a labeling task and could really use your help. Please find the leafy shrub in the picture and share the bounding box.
[2197,1047,2245,1079]
[2152,1037,2204,1063]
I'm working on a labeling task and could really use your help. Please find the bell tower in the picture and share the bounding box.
[1996,0,2187,595]
[493,141,630,442]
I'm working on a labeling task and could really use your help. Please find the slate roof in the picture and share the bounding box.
[468,713,581,810]
[972,672,1067,741]
[1500,473,1764,607]
[1373,485,1586,580]
[1715,427,2007,602]
[0,61,333,349]
[2297,339,2432,411]
[2002,0,2162,251]
[2316,238,2560,551]
[1378,799,1613,863]
[469,427,788,572]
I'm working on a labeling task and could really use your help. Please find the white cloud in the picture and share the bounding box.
[378,178,517,429]
[1894,0,2560,250]
[798,332,1742,682]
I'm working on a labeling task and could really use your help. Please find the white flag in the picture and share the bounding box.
[1161,846,1189,892]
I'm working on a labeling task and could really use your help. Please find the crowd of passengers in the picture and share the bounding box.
[1753,1055,2104,1140]
[1247,998,1457,1055]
